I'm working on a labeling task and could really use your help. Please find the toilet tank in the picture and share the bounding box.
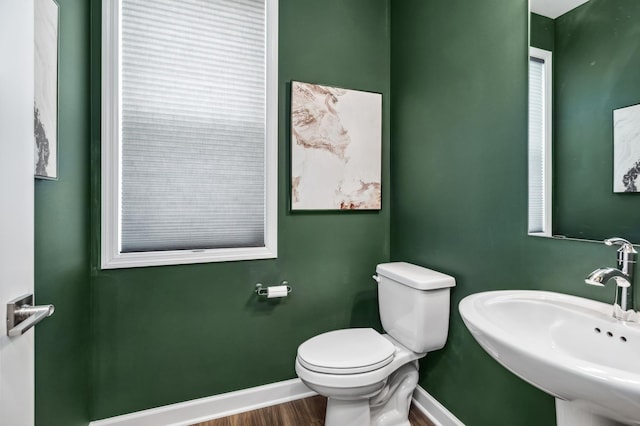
[376,262,455,353]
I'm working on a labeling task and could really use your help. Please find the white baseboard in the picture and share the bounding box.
[89,378,316,426]
[412,386,465,426]
[89,379,464,426]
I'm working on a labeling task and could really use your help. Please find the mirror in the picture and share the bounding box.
[529,0,640,242]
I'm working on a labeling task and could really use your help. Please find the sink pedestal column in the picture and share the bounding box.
[556,399,627,426]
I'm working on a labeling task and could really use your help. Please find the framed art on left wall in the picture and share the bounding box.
[34,0,59,180]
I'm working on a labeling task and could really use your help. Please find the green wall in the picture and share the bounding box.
[89,0,391,419]
[390,0,621,424]
[35,0,637,425]
[530,13,554,52]
[34,0,91,425]
[553,0,640,241]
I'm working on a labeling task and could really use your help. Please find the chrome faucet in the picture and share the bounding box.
[585,237,637,321]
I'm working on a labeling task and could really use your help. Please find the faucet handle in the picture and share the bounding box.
[604,237,637,254]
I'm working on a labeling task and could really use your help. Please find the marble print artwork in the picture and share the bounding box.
[34,0,58,179]
[291,81,382,210]
[613,103,640,192]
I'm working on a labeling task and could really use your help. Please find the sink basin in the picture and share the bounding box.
[459,290,640,425]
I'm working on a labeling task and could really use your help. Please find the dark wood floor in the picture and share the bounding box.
[191,395,435,426]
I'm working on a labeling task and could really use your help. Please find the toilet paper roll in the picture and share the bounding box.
[267,285,289,298]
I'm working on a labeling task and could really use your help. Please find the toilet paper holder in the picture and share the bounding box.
[255,281,292,297]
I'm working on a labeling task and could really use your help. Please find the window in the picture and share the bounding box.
[101,0,278,269]
[528,47,552,236]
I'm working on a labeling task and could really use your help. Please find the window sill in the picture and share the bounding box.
[101,246,277,269]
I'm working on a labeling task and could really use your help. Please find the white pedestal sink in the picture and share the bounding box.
[459,290,640,426]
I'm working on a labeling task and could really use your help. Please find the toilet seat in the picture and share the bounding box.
[297,328,395,375]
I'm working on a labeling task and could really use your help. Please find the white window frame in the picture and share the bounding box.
[101,0,278,269]
[528,47,553,237]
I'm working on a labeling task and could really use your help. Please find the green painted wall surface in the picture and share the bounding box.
[34,0,637,424]
[553,0,640,241]
[89,0,390,419]
[35,0,91,425]
[530,13,554,52]
[390,0,621,424]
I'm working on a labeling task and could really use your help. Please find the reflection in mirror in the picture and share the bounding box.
[528,46,552,237]
[528,0,640,243]
[614,104,640,193]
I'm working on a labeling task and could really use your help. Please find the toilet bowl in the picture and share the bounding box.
[296,329,422,426]
[295,262,455,426]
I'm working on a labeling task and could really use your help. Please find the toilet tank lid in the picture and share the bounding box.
[376,262,455,290]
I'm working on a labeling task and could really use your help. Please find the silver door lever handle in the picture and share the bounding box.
[6,294,55,337]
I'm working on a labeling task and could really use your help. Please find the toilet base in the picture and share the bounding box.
[370,361,418,426]
[326,398,371,426]
[322,361,419,426]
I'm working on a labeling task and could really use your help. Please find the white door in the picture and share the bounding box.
[0,0,36,425]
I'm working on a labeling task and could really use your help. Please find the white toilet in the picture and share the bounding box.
[295,262,455,426]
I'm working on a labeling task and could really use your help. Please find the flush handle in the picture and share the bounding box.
[6,294,55,337]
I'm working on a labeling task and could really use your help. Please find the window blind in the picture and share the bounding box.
[120,0,266,252]
[528,56,545,234]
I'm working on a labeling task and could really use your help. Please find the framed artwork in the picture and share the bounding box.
[290,81,382,210]
[613,103,640,192]
[34,0,59,180]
